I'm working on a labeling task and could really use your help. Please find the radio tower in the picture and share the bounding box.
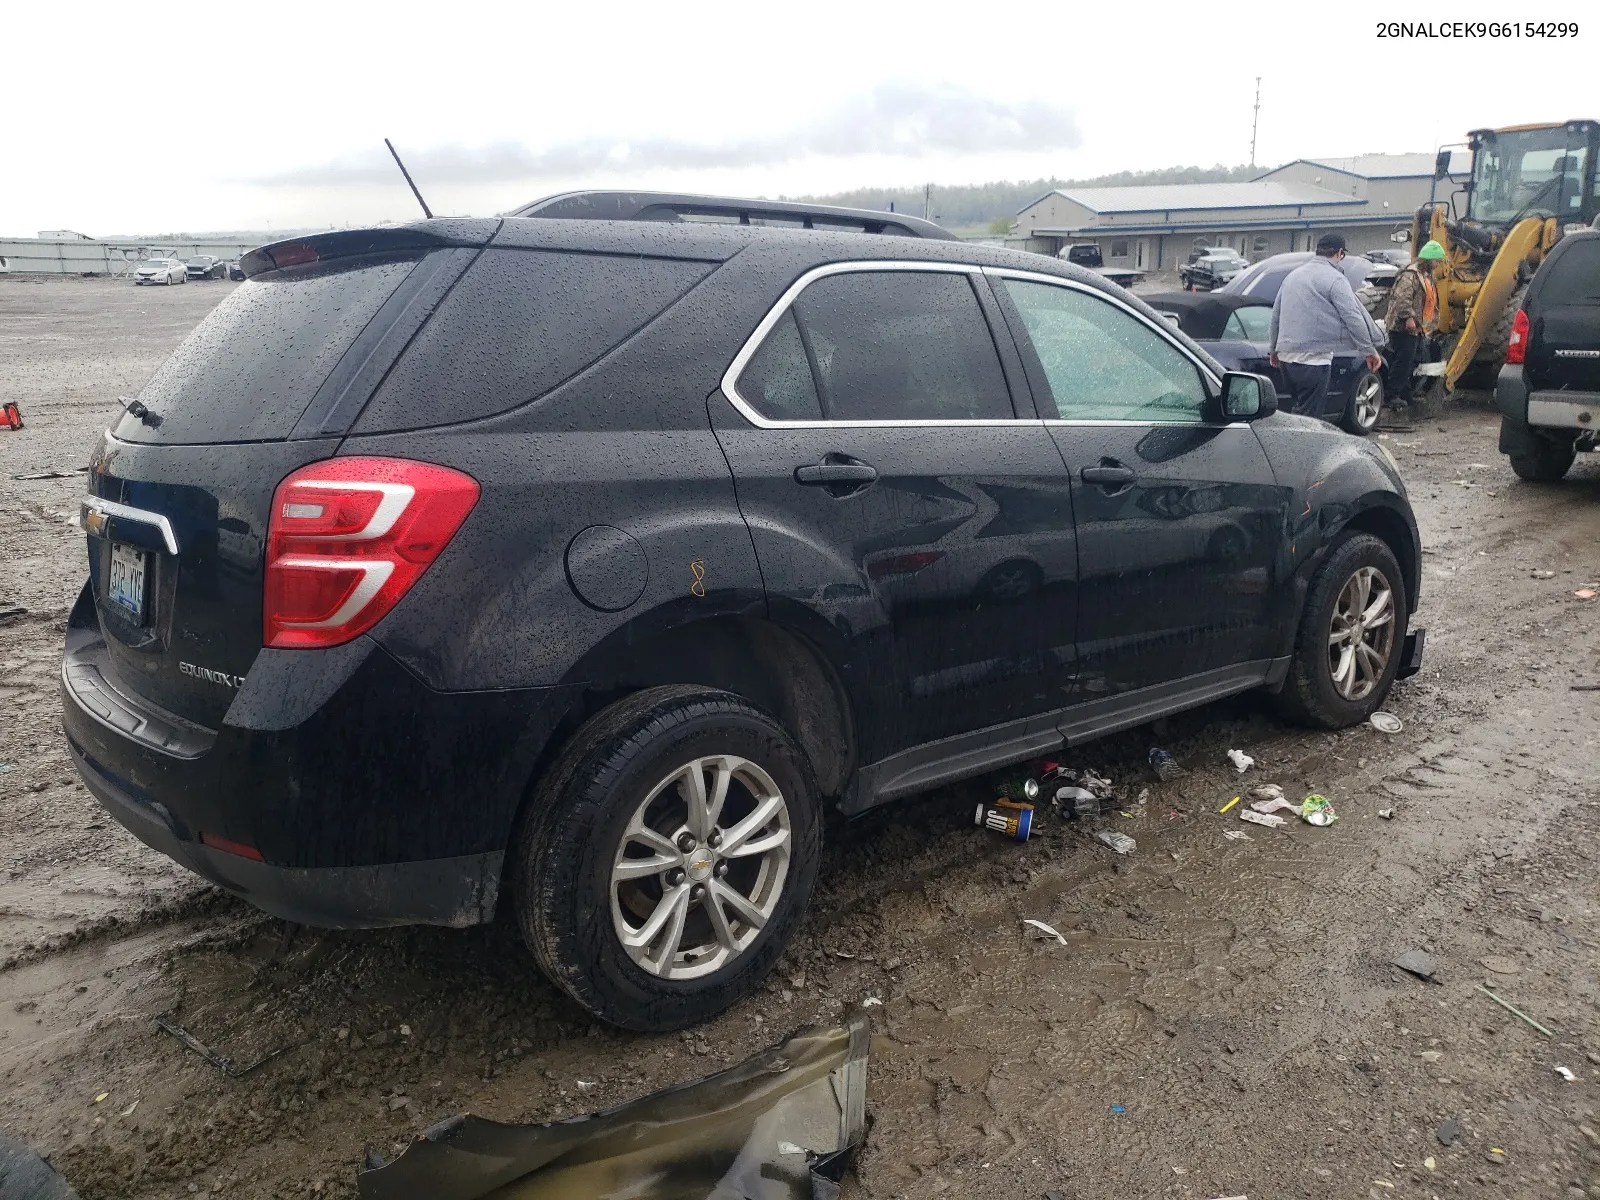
[1250,77,1261,169]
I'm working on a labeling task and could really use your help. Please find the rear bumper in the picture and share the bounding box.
[1495,364,1528,421]
[69,741,500,928]
[1528,391,1600,430]
[61,582,578,927]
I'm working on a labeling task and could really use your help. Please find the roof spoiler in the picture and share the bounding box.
[242,220,498,279]
[509,190,957,241]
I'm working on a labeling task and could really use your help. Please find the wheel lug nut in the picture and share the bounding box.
[707,831,721,848]
[676,833,697,852]
[690,884,705,899]
[715,862,729,878]
[668,870,685,887]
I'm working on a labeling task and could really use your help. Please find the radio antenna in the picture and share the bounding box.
[384,138,433,219]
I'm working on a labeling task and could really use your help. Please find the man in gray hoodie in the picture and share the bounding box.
[1268,233,1384,417]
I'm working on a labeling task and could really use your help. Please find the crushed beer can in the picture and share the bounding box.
[976,799,1034,841]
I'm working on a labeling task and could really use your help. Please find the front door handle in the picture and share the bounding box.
[795,458,878,487]
[1082,464,1136,487]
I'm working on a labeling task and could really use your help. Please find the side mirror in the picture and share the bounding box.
[1217,372,1278,421]
[1434,147,1453,180]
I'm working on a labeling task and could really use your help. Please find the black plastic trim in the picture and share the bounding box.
[289,246,481,439]
[846,659,1288,812]
[70,741,501,929]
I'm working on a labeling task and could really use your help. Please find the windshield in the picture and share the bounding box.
[1471,126,1591,225]
[138,260,168,269]
[187,257,211,266]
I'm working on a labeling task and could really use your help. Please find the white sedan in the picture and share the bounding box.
[132,258,187,285]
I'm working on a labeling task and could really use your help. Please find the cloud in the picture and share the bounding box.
[254,82,1081,187]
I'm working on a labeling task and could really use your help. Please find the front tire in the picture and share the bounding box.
[513,686,821,1031]
[1340,370,1383,435]
[1276,532,1408,729]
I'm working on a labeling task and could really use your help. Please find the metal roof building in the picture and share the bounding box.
[1008,152,1452,273]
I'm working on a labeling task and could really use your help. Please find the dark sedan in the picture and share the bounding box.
[1144,291,1385,434]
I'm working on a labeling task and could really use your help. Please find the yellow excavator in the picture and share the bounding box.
[1412,119,1598,391]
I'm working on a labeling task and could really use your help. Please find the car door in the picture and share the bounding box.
[989,269,1289,704]
[710,262,1078,767]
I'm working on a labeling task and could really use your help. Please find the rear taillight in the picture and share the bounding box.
[1505,307,1530,365]
[264,457,479,649]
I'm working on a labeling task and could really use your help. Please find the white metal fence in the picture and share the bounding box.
[0,238,260,276]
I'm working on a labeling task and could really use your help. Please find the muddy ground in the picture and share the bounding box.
[2,275,1598,1200]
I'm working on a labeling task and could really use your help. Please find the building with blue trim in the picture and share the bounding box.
[1006,152,1469,271]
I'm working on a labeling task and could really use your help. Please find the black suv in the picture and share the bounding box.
[65,200,1424,1030]
[1496,227,1600,480]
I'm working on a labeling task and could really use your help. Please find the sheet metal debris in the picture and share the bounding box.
[0,1132,81,1200]
[1096,831,1136,855]
[356,1013,871,1200]
[154,1016,300,1079]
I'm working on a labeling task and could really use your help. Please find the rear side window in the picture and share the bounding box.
[118,255,420,444]
[735,270,1012,422]
[737,310,823,421]
[1540,239,1600,305]
[354,249,713,432]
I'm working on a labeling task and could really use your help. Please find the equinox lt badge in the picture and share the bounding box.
[179,662,242,688]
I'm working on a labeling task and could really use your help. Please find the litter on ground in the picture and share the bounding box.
[1096,830,1136,855]
[1238,810,1287,830]
[1300,795,1338,826]
[1023,919,1068,945]
[1226,749,1254,773]
[1393,949,1437,980]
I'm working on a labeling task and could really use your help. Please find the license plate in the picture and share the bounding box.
[108,543,148,623]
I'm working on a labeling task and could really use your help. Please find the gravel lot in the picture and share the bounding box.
[2,275,1599,1200]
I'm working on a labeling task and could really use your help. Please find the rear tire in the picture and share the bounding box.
[1508,439,1576,482]
[513,686,821,1032]
[1275,532,1408,729]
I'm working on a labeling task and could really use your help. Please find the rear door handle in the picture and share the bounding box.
[795,460,878,487]
[1081,464,1136,486]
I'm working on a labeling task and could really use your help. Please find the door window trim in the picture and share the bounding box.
[720,260,1025,429]
[981,266,1226,419]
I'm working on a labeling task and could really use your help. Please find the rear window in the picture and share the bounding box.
[1540,238,1600,305]
[117,255,419,443]
[352,248,713,433]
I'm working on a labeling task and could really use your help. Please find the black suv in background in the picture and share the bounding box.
[1496,227,1600,480]
[65,200,1423,1030]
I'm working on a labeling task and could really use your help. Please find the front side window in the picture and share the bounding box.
[1003,279,1208,422]
[736,269,1013,422]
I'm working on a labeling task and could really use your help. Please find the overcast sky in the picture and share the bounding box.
[4,0,1590,236]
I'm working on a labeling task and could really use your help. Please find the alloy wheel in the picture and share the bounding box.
[610,755,791,980]
[1352,373,1383,431]
[1327,566,1395,701]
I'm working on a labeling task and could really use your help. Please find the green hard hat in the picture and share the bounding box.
[1417,240,1446,261]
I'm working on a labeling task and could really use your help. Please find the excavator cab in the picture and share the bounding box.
[1415,120,1599,391]
[1466,122,1598,231]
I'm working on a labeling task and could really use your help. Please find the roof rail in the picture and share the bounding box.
[508,190,956,240]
